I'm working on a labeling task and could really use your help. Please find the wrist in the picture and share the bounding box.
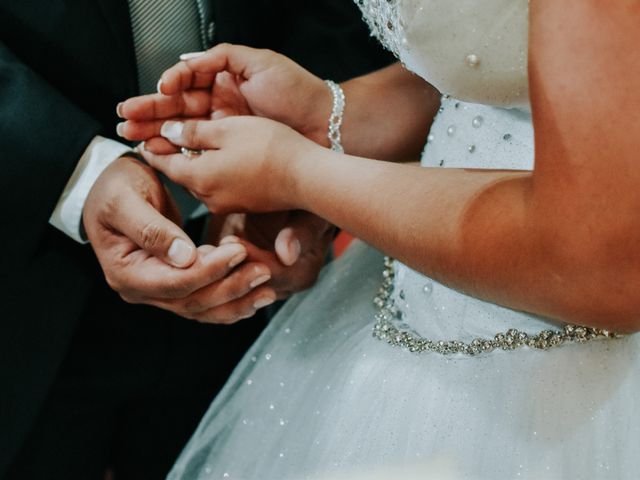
[279,137,320,212]
[301,78,334,148]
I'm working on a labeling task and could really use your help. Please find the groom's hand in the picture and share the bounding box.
[209,211,335,300]
[83,156,276,323]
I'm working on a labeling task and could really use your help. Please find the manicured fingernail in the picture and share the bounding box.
[250,274,271,289]
[168,238,194,266]
[157,78,163,94]
[180,51,206,61]
[116,102,124,118]
[253,297,275,310]
[161,121,183,139]
[116,122,125,137]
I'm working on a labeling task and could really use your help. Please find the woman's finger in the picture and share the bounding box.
[118,113,212,142]
[159,119,227,150]
[161,44,274,95]
[119,90,212,121]
[159,60,216,95]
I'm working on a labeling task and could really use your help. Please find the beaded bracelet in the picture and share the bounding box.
[325,80,345,153]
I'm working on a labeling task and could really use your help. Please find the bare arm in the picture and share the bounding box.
[138,1,640,332]
[337,63,440,162]
[286,0,640,331]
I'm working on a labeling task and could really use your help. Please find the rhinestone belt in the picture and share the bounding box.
[372,257,619,356]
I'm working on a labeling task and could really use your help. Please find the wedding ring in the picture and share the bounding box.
[181,147,204,158]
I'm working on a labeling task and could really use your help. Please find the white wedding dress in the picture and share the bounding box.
[168,1,640,479]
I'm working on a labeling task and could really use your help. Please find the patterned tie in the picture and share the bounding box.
[128,0,204,95]
[128,0,205,217]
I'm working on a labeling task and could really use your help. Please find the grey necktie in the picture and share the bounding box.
[128,0,204,95]
[128,0,205,217]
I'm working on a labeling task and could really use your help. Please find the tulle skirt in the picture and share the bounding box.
[168,241,640,480]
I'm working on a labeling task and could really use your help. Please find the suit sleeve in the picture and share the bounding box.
[274,0,396,81]
[0,41,102,265]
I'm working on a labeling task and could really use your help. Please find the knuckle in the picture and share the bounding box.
[183,297,206,314]
[119,293,137,304]
[104,271,123,293]
[140,221,167,250]
[224,282,248,302]
[183,122,198,145]
[157,278,190,299]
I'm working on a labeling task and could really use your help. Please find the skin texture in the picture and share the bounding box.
[120,1,640,332]
[83,155,277,323]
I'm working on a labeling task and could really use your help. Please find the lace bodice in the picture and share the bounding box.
[356,0,530,108]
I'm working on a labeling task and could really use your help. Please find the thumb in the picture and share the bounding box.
[108,191,197,268]
[275,213,333,267]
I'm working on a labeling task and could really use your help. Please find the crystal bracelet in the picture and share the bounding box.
[325,80,345,153]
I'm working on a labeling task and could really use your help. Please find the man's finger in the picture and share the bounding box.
[143,137,181,155]
[114,243,248,300]
[161,44,274,95]
[145,261,271,314]
[159,60,216,96]
[107,190,196,267]
[118,90,212,122]
[139,147,204,188]
[275,212,334,266]
[191,285,277,324]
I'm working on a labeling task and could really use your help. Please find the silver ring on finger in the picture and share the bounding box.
[181,147,204,158]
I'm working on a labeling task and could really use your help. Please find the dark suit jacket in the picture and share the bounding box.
[0,0,392,475]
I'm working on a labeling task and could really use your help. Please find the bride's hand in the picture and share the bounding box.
[139,116,317,214]
[117,44,331,149]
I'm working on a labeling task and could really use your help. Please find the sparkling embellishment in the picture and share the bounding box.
[465,54,480,68]
[427,134,435,143]
[503,133,512,141]
[423,282,433,294]
[468,145,476,153]
[325,80,345,153]
[472,116,484,128]
[356,0,404,59]
[447,125,456,137]
[372,257,619,356]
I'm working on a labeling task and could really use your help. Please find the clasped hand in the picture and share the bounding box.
[85,45,335,323]
[118,43,331,214]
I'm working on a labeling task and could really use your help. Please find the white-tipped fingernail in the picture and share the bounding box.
[250,274,271,289]
[116,102,124,118]
[253,297,275,310]
[168,238,194,267]
[180,51,206,61]
[161,121,184,139]
[116,122,125,137]
[157,78,163,94]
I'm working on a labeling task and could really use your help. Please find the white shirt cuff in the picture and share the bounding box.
[49,136,132,243]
